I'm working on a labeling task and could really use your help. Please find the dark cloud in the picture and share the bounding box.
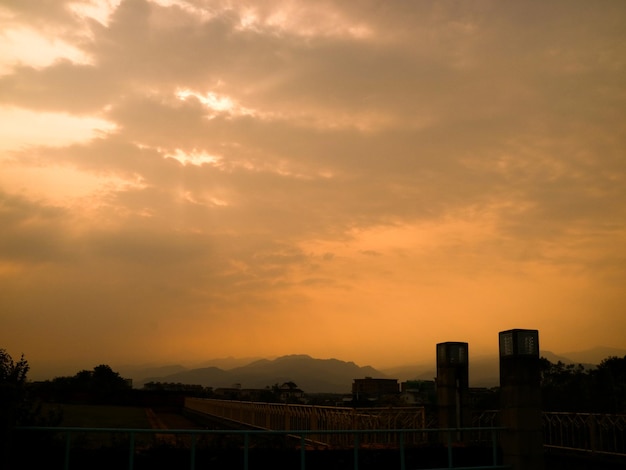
[0,191,74,263]
[0,63,116,112]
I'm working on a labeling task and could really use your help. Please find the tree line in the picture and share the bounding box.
[32,364,132,404]
[540,355,626,413]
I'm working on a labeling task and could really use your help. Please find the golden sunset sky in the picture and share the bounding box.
[1,0,625,379]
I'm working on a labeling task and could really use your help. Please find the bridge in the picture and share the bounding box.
[184,398,428,447]
[186,398,626,461]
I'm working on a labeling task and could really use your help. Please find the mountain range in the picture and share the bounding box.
[126,355,380,393]
[117,346,626,393]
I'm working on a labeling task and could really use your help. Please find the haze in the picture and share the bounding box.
[1,1,625,379]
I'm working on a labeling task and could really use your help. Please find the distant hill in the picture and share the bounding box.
[142,366,231,388]
[380,356,500,388]
[117,364,188,381]
[121,346,626,392]
[540,351,575,365]
[560,346,626,364]
[117,358,264,387]
[135,354,386,393]
[191,356,266,370]
[379,348,625,388]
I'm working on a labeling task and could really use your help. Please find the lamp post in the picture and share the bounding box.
[436,342,469,443]
[498,329,544,470]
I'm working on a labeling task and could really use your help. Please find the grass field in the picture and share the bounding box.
[37,404,154,448]
[45,403,152,428]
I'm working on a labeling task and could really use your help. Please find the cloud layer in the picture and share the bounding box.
[1,0,625,377]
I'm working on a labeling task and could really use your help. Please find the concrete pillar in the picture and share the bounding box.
[436,342,469,443]
[499,329,544,470]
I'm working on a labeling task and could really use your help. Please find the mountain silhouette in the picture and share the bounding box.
[142,366,231,388]
[126,346,626,392]
[136,354,386,393]
[560,346,626,364]
[379,348,626,388]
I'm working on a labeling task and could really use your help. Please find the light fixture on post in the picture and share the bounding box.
[437,341,468,366]
[499,329,539,357]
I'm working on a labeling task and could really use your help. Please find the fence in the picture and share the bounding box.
[471,410,499,445]
[542,412,626,456]
[470,410,626,457]
[185,398,427,447]
[15,426,507,470]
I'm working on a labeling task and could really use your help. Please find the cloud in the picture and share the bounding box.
[0,191,72,264]
[1,0,626,370]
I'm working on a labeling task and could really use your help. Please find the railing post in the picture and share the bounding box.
[243,432,249,470]
[190,432,196,470]
[492,428,498,467]
[589,414,597,454]
[128,431,135,470]
[447,430,453,468]
[353,432,360,470]
[311,407,318,431]
[399,431,406,470]
[300,434,306,470]
[64,430,71,470]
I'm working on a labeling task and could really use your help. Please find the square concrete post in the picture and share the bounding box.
[499,329,544,470]
[436,342,469,444]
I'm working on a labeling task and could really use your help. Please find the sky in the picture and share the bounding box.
[1,0,626,380]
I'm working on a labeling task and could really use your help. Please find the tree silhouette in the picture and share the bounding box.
[1,349,60,469]
[1,349,30,459]
[36,364,131,404]
[540,355,626,413]
[593,356,626,413]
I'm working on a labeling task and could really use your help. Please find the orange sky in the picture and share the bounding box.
[1,1,626,379]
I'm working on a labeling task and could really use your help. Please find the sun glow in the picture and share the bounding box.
[233,4,372,39]
[0,27,92,72]
[0,164,146,206]
[68,0,123,26]
[165,148,222,167]
[175,88,254,117]
[0,107,116,152]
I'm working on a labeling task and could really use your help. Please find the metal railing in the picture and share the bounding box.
[15,426,507,470]
[471,410,626,457]
[542,412,626,456]
[471,410,500,445]
[185,398,427,447]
